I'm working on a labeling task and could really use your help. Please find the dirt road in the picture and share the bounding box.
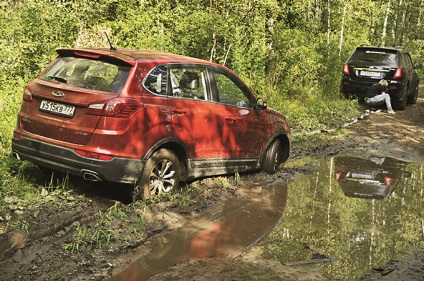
[0,86,423,281]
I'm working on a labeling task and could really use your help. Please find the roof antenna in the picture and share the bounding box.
[105,32,116,51]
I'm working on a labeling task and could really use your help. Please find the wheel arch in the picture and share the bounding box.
[276,133,290,163]
[262,132,290,165]
[143,137,190,181]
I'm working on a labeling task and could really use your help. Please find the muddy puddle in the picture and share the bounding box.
[261,154,424,280]
[108,154,424,281]
[108,183,288,281]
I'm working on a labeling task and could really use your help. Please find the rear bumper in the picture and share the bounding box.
[341,78,405,100]
[12,137,145,184]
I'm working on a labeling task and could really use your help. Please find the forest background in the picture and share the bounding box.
[0,0,423,202]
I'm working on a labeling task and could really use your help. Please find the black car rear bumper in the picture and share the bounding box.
[12,137,145,184]
[341,78,406,100]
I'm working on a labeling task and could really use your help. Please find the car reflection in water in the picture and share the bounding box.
[107,184,288,281]
[335,155,411,199]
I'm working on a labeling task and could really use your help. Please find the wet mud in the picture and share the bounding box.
[0,87,423,281]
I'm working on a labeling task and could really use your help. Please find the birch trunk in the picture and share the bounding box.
[339,2,347,57]
[382,0,392,46]
[392,0,402,46]
[327,0,331,47]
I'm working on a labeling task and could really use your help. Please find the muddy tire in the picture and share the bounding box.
[136,149,180,200]
[262,139,281,174]
[393,86,408,110]
[393,97,407,110]
[407,84,419,104]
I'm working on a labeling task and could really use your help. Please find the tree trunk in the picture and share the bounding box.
[382,0,392,46]
[327,0,331,47]
[392,0,402,46]
[338,2,346,57]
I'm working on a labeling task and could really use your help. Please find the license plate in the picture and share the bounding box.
[360,71,380,77]
[351,172,373,179]
[40,100,75,117]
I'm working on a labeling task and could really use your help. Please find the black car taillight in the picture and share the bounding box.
[384,176,393,186]
[343,63,350,75]
[393,67,403,79]
[86,98,141,117]
[335,171,342,181]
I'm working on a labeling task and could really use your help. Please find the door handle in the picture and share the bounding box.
[225,117,236,124]
[172,108,187,114]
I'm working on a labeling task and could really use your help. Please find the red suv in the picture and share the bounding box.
[12,48,290,199]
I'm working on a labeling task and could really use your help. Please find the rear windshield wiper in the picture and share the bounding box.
[48,75,68,84]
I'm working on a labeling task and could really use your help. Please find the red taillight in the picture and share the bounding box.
[393,67,403,79]
[384,176,393,186]
[23,88,33,102]
[343,63,350,75]
[335,171,342,182]
[86,98,141,117]
[74,149,114,161]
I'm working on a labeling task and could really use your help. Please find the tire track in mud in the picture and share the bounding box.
[0,197,114,278]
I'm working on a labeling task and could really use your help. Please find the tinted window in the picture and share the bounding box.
[214,72,251,108]
[40,57,131,93]
[350,49,398,66]
[403,54,413,68]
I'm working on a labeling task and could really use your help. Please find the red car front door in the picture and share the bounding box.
[212,70,268,159]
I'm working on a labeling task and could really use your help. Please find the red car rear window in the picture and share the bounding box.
[40,57,131,93]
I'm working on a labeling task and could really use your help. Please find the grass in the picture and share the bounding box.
[63,202,146,253]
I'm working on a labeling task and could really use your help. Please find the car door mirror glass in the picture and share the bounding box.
[236,100,248,108]
[256,98,267,110]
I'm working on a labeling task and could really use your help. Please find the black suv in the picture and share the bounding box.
[341,46,421,109]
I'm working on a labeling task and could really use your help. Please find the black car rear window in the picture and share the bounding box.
[40,57,131,93]
[349,49,398,67]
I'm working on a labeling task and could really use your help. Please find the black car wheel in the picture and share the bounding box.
[136,149,180,200]
[262,139,281,174]
[407,84,419,104]
[393,86,408,110]
[358,96,365,104]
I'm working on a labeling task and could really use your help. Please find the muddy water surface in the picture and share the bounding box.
[262,155,424,280]
[108,183,288,281]
[108,155,424,281]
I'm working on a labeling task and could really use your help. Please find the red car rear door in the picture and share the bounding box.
[166,65,227,159]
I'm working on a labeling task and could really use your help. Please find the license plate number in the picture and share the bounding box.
[40,100,75,117]
[351,173,373,179]
[360,71,380,77]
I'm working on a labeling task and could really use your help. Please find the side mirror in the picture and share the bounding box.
[256,98,267,110]
[414,63,422,69]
